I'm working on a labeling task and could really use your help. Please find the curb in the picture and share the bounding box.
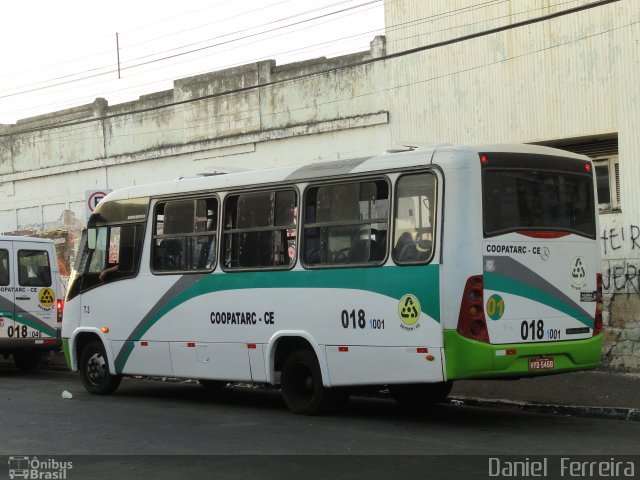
[449,395,640,421]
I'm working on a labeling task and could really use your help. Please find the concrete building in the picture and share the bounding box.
[1,0,638,370]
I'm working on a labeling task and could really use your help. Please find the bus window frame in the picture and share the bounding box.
[391,170,438,267]
[301,175,391,270]
[150,194,220,275]
[80,223,146,289]
[481,166,597,240]
[66,200,149,299]
[221,186,299,273]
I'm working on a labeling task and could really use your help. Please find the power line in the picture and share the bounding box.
[4,0,510,101]
[0,0,251,78]
[0,0,381,101]
[120,0,351,50]
[116,0,381,68]
[0,0,505,105]
[16,14,634,148]
[18,17,637,152]
[0,0,621,142]
[0,0,524,117]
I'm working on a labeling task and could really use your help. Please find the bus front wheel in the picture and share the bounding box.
[281,349,347,415]
[390,381,453,410]
[79,340,122,395]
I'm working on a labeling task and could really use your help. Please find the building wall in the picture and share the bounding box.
[0,37,390,235]
[384,0,640,370]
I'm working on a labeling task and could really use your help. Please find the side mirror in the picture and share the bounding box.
[87,228,97,250]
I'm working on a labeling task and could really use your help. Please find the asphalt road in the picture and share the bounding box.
[1,369,639,479]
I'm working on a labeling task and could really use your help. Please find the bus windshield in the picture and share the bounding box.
[483,168,595,238]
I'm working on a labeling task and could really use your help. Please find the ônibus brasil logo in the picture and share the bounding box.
[8,456,72,479]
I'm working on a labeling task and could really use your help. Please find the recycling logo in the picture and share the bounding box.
[398,294,421,330]
[38,288,55,309]
[570,256,587,288]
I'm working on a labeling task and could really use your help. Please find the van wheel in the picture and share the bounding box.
[13,351,41,372]
[79,340,121,395]
[281,348,346,415]
[390,381,453,410]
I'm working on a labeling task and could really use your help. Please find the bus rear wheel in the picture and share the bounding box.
[13,351,41,372]
[390,381,453,410]
[281,349,347,415]
[79,340,122,395]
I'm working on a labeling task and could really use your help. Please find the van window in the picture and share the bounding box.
[18,250,51,287]
[0,249,9,286]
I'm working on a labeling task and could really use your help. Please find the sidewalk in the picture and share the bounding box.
[3,352,639,419]
[449,370,640,420]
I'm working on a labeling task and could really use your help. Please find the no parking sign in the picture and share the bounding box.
[85,189,112,220]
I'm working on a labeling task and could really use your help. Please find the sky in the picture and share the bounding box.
[0,0,385,125]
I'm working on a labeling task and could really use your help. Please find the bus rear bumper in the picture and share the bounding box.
[443,330,602,380]
[0,337,61,352]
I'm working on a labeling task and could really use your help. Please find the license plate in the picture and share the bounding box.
[528,356,554,371]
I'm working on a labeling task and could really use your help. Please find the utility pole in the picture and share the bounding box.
[116,32,121,79]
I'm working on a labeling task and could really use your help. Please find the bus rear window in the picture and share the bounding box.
[483,169,595,238]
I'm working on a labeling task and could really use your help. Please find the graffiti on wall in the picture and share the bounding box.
[601,224,640,294]
[600,224,640,256]
[603,260,639,294]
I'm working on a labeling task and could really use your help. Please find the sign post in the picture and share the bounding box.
[85,190,112,220]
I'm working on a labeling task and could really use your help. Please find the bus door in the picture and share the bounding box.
[14,248,57,339]
[0,240,15,339]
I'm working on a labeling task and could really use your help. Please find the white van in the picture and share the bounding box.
[0,235,63,371]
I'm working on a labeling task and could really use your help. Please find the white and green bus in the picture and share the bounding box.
[62,144,602,414]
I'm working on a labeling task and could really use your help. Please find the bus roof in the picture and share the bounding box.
[102,143,589,203]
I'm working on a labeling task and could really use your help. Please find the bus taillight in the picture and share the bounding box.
[56,299,64,323]
[594,273,603,335]
[457,275,489,343]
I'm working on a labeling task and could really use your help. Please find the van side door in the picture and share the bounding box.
[0,241,15,340]
[14,247,57,340]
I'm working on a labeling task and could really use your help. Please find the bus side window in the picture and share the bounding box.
[152,197,217,273]
[223,189,297,270]
[393,172,437,265]
[302,180,389,268]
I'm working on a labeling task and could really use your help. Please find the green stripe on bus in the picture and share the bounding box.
[14,317,57,337]
[62,338,72,369]
[485,272,593,327]
[114,265,440,373]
